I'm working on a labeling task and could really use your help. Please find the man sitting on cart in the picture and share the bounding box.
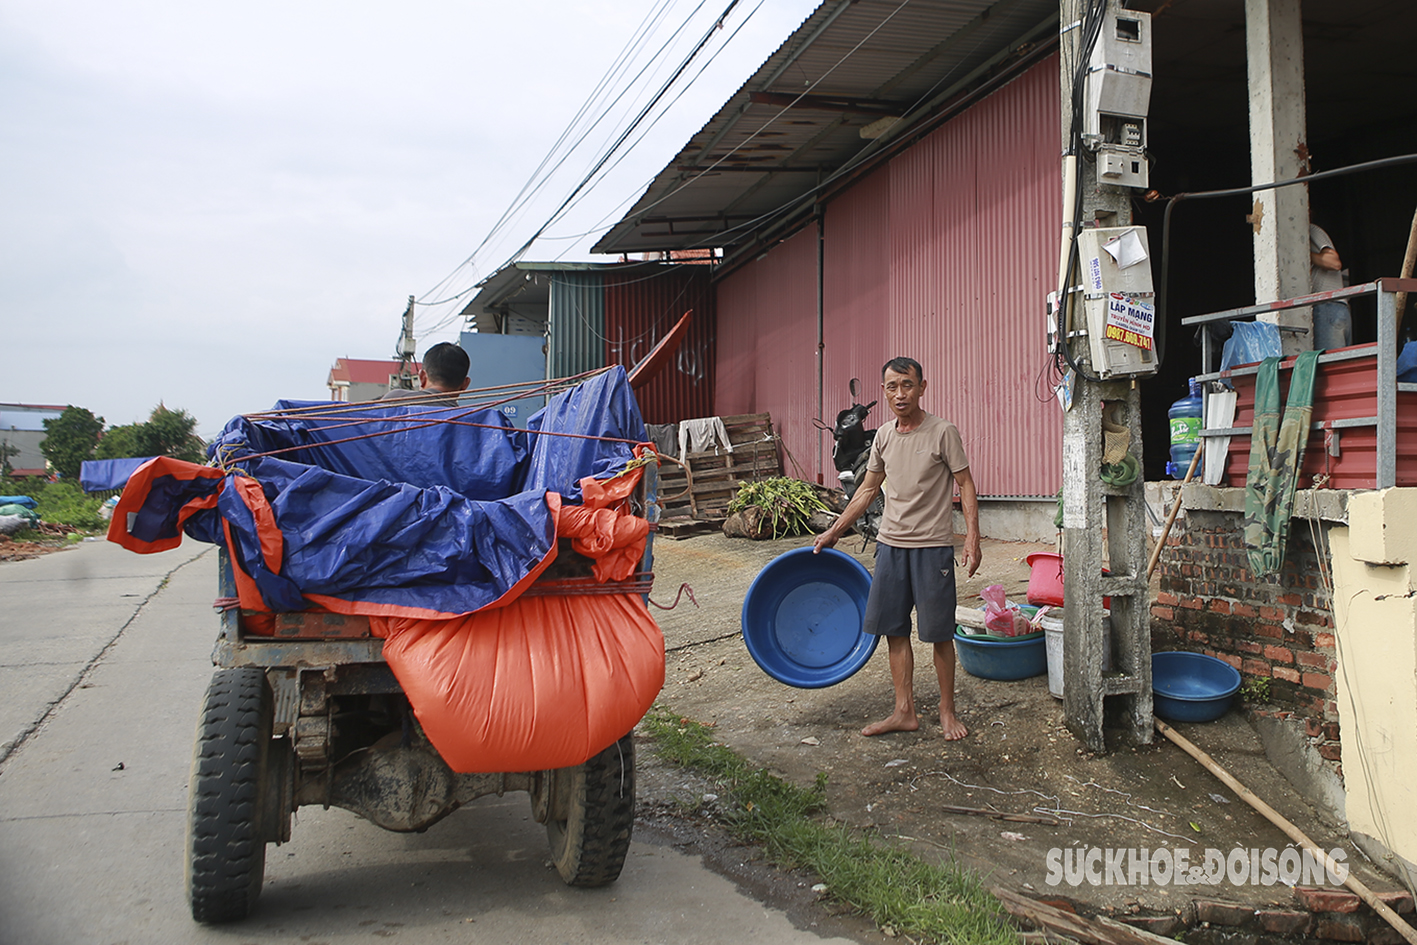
[381,342,471,405]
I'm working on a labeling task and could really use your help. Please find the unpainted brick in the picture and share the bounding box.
[1377,890,1415,914]
[1195,899,1254,926]
[1296,886,1361,913]
[1241,658,1271,677]
[1314,915,1365,941]
[1256,909,1311,935]
[1303,672,1333,692]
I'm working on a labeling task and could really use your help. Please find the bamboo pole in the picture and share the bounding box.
[1155,718,1417,945]
[1394,203,1417,343]
[1146,442,1203,581]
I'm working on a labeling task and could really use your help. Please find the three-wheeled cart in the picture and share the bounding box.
[190,485,655,923]
[171,380,661,924]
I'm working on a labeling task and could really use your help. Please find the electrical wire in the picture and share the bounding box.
[415,0,694,311]
[490,0,747,275]
[417,0,741,321]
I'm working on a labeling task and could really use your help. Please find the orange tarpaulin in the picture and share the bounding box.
[370,456,663,773]
[373,593,664,772]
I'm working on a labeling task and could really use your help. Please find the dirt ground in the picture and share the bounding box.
[637,529,1397,931]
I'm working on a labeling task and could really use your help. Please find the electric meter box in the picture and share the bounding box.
[1084,8,1152,188]
[1075,226,1159,378]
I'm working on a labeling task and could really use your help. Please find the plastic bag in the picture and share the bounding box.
[1219,321,1282,379]
[981,584,1033,637]
[1398,339,1417,384]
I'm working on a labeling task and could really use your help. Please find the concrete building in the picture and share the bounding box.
[0,403,67,477]
[326,358,420,403]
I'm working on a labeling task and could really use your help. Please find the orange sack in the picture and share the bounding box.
[372,592,665,773]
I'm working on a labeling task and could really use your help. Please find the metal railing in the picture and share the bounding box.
[1179,277,1417,490]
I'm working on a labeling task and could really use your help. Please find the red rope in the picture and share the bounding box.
[245,367,612,420]
[647,583,697,611]
[214,416,649,467]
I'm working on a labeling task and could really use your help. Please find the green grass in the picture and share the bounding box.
[642,706,1019,945]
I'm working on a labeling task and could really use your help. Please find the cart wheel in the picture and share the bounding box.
[545,734,635,887]
[186,667,274,924]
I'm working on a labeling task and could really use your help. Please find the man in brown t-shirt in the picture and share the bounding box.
[814,357,981,739]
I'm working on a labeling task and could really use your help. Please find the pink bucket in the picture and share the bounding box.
[1025,553,1111,608]
[1025,553,1065,606]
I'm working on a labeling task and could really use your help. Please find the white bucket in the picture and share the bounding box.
[1043,613,1112,699]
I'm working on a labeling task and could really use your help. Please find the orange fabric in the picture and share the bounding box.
[221,518,269,612]
[557,450,653,582]
[372,593,665,773]
[229,475,284,575]
[556,504,648,582]
[106,457,223,553]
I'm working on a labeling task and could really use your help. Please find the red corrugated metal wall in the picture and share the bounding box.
[822,166,892,477]
[714,56,1062,497]
[714,227,819,473]
[604,266,716,425]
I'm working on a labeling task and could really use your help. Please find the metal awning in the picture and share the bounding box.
[592,0,1059,260]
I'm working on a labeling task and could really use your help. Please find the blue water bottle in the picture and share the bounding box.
[1167,379,1203,478]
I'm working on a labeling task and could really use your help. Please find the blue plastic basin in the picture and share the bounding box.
[953,630,1047,681]
[741,548,878,688]
[1152,651,1242,722]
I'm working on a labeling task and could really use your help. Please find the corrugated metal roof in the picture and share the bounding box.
[593,0,1058,259]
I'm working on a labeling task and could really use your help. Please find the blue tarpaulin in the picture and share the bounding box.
[90,367,649,617]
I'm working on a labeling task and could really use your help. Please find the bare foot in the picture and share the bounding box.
[940,712,968,740]
[861,713,920,736]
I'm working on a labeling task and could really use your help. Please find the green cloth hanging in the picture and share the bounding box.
[1242,350,1321,577]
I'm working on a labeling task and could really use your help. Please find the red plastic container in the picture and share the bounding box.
[1025,553,1110,608]
[1025,553,1064,606]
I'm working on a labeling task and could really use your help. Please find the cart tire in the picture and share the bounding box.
[546,734,635,887]
[187,667,273,924]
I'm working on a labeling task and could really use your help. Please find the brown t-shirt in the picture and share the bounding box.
[865,412,970,548]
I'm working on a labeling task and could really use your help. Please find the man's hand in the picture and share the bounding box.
[955,467,982,577]
[813,469,884,554]
[961,534,982,577]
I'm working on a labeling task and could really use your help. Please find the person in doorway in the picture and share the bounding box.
[813,357,982,740]
[1310,224,1351,350]
[380,342,471,405]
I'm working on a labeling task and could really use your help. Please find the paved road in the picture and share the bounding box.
[0,541,855,945]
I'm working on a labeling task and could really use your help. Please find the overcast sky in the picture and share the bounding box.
[1,0,817,437]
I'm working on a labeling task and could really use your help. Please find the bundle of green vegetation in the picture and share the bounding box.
[723,477,832,540]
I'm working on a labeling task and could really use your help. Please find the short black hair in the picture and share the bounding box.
[422,342,470,389]
[882,357,924,382]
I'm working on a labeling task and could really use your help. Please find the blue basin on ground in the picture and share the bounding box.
[1152,651,1242,722]
[953,629,1047,681]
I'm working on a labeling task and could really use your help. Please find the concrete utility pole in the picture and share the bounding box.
[1058,0,1153,752]
[1246,0,1311,356]
[395,294,417,390]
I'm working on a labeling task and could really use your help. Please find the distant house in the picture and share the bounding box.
[0,403,67,477]
[327,359,420,403]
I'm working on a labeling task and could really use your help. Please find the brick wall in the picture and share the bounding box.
[1149,508,1342,777]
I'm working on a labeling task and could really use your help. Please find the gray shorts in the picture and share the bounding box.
[862,544,957,643]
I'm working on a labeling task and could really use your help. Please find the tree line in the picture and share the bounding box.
[34,404,205,481]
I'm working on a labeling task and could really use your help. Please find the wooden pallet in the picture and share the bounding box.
[655,517,721,540]
[655,412,783,523]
